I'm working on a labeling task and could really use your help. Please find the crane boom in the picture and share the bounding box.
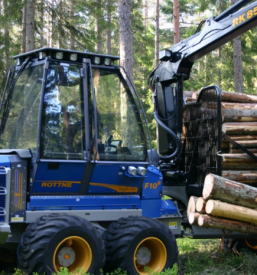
[149,0,257,159]
[156,0,257,84]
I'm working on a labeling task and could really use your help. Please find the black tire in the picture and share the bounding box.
[103,216,178,274]
[17,213,105,275]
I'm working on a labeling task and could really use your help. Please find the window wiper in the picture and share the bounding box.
[0,58,30,134]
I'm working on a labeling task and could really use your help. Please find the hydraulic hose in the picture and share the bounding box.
[153,110,181,160]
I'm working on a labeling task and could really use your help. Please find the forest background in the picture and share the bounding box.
[0,0,257,142]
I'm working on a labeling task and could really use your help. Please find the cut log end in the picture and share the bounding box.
[187,196,198,218]
[203,174,215,199]
[196,197,206,213]
[189,212,201,225]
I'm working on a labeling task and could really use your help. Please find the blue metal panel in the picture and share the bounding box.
[0,155,10,168]
[33,162,86,193]
[88,164,143,194]
[160,199,178,215]
[141,166,163,199]
[28,195,141,210]
[141,198,178,218]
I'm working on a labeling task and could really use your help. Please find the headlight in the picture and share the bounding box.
[56,52,63,59]
[137,167,147,176]
[94,56,101,65]
[104,58,111,66]
[127,166,137,176]
[70,53,78,61]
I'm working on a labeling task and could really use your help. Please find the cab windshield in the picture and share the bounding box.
[0,63,44,156]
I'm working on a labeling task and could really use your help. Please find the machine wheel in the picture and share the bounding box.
[17,213,105,275]
[103,216,178,275]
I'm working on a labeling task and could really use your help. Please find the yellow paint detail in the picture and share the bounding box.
[233,6,257,27]
[144,181,161,189]
[38,181,81,188]
[134,237,167,274]
[89,182,138,193]
[14,170,23,210]
[53,236,92,273]
[169,222,178,229]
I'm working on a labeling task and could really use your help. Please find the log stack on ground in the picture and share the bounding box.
[182,89,257,184]
[187,173,257,234]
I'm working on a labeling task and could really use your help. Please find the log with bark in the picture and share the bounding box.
[205,199,257,224]
[222,170,257,184]
[222,109,257,122]
[204,90,257,103]
[222,122,257,135]
[198,214,257,234]
[206,102,257,110]
[221,153,257,163]
[202,173,257,209]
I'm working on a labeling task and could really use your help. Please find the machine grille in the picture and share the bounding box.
[0,167,7,222]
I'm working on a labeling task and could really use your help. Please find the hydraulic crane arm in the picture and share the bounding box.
[149,0,257,160]
[155,0,257,84]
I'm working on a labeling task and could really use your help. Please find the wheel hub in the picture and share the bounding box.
[58,246,76,267]
[136,246,151,265]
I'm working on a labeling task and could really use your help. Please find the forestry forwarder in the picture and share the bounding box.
[0,0,257,274]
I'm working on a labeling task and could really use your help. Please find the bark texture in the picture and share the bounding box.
[206,199,257,224]
[198,214,257,234]
[118,0,133,83]
[203,173,257,209]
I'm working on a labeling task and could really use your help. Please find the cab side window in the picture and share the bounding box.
[41,63,84,160]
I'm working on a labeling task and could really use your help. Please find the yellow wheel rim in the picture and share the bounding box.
[53,236,92,273]
[133,237,167,274]
[245,238,257,250]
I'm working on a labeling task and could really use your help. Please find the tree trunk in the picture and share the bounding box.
[173,0,180,44]
[3,0,10,73]
[143,0,148,28]
[206,199,257,224]
[198,214,257,234]
[119,0,133,83]
[70,0,74,49]
[231,0,243,93]
[106,0,112,55]
[95,0,102,52]
[21,5,26,53]
[203,173,257,209]
[154,0,159,68]
[26,0,35,52]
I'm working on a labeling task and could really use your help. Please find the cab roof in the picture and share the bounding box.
[13,47,120,66]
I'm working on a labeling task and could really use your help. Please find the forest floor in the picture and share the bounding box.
[177,238,257,275]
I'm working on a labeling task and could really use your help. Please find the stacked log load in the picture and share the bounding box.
[188,173,257,234]
[183,90,257,184]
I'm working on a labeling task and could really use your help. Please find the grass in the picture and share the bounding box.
[177,238,257,275]
[2,238,257,275]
